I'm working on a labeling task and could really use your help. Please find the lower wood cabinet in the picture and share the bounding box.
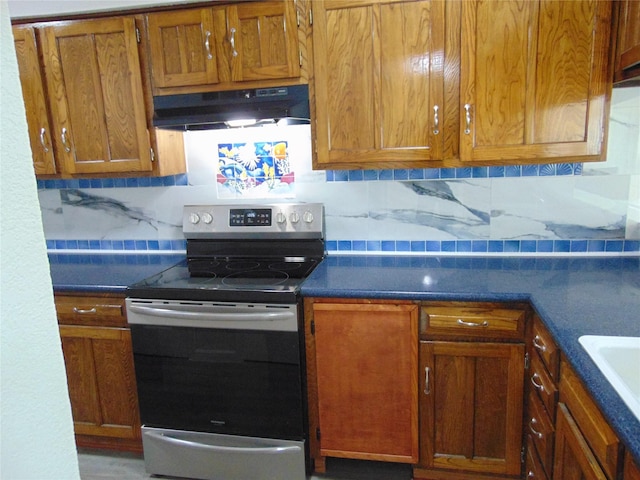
[305,298,419,472]
[55,294,141,452]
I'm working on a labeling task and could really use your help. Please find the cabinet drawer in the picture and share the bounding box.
[560,361,621,480]
[55,295,126,327]
[529,350,558,420]
[526,434,549,480]
[527,390,555,476]
[420,304,526,340]
[531,317,559,380]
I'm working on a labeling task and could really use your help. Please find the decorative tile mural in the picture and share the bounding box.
[217,140,294,199]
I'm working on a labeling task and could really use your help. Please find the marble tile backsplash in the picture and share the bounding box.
[39,88,640,255]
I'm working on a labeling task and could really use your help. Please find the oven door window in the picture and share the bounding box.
[131,325,305,440]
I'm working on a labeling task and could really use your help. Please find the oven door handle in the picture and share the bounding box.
[127,304,297,330]
[145,430,302,455]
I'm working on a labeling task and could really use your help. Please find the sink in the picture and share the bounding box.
[579,335,640,421]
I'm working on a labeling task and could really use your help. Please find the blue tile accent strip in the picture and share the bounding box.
[37,174,188,190]
[47,239,187,251]
[326,163,583,182]
[325,239,640,255]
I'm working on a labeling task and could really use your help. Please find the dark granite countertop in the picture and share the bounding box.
[48,252,185,294]
[300,255,640,464]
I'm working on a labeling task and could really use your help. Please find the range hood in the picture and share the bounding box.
[152,84,310,130]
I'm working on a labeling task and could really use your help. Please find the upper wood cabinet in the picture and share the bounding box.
[13,26,57,175]
[459,0,613,164]
[40,17,153,175]
[311,0,445,170]
[613,0,640,85]
[310,0,615,170]
[305,299,419,472]
[146,0,302,94]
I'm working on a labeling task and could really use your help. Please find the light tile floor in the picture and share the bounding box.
[78,449,413,480]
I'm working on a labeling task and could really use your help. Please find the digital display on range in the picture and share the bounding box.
[229,208,272,226]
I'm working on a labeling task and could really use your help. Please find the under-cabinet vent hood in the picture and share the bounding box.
[152,84,310,130]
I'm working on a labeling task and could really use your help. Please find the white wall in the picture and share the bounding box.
[0,1,80,478]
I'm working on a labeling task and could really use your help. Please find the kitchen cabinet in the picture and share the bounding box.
[613,0,640,85]
[146,0,302,94]
[525,315,560,480]
[625,453,640,480]
[56,294,141,452]
[414,302,527,479]
[310,0,614,170]
[304,298,419,472]
[311,0,445,170]
[12,16,186,178]
[554,358,622,480]
[12,25,57,175]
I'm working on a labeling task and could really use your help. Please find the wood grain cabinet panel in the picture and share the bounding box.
[12,25,57,175]
[40,16,152,175]
[459,0,613,164]
[614,0,640,84]
[56,294,141,452]
[306,299,419,472]
[311,0,445,169]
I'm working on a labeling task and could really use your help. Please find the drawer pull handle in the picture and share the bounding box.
[531,373,545,392]
[529,418,544,439]
[229,27,238,57]
[463,104,472,134]
[424,366,431,395]
[432,105,440,135]
[72,307,97,314]
[457,319,489,327]
[532,335,547,352]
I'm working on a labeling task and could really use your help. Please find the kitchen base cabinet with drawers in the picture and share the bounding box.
[413,302,528,480]
[304,298,419,473]
[55,294,141,452]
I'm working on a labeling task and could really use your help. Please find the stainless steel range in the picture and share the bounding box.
[126,203,324,480]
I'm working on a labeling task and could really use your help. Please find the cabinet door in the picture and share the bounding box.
[226,0,300,82]
[12,25,57,175]
[59,324,140,440]
[614,0,640,83]
[313,302,419,463]
[553,403,608,480]
[41,17,152,175]
[419,340,524,476]
[312,0,444,169]
[459,0,613,164]
[146,8,219,88]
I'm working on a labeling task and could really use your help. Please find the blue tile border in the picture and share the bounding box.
[37,174,188,190]
[45,238,640,255]
[326,163,583,182]
[325,239,640,255]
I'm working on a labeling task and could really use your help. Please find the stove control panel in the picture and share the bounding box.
[183,203,324,239]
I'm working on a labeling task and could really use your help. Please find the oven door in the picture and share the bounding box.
[126,299,306,441]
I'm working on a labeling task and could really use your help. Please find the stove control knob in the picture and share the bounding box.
[201,212,213,224]
[290,212,300,224]
[276,211,287,225]
[189,212,200,224]
[303,211,314,223]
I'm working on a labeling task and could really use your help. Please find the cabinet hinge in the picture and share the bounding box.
[309,8,313,25]
[316,427,321,440]
[135,27,141,44]
[524,352,530,370]
[299,50,303,67]
[310,320,315,335]
[521,446,526,464]
[295,0,300,26]
[150,147,156,162]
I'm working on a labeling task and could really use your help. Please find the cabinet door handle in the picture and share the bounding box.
[72,307,97,314]
[204,31,213,60]
[39,127,50,153]
[529,418,544,439]
[527,471,535,478]
[432,105,440,135]
[532,335,547,352]
[464,104,472,135]
[531,373,545,392]
[457,318,489,327]
[61,127,71,152]
[229,27,238,57]
[424,366,431,395]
